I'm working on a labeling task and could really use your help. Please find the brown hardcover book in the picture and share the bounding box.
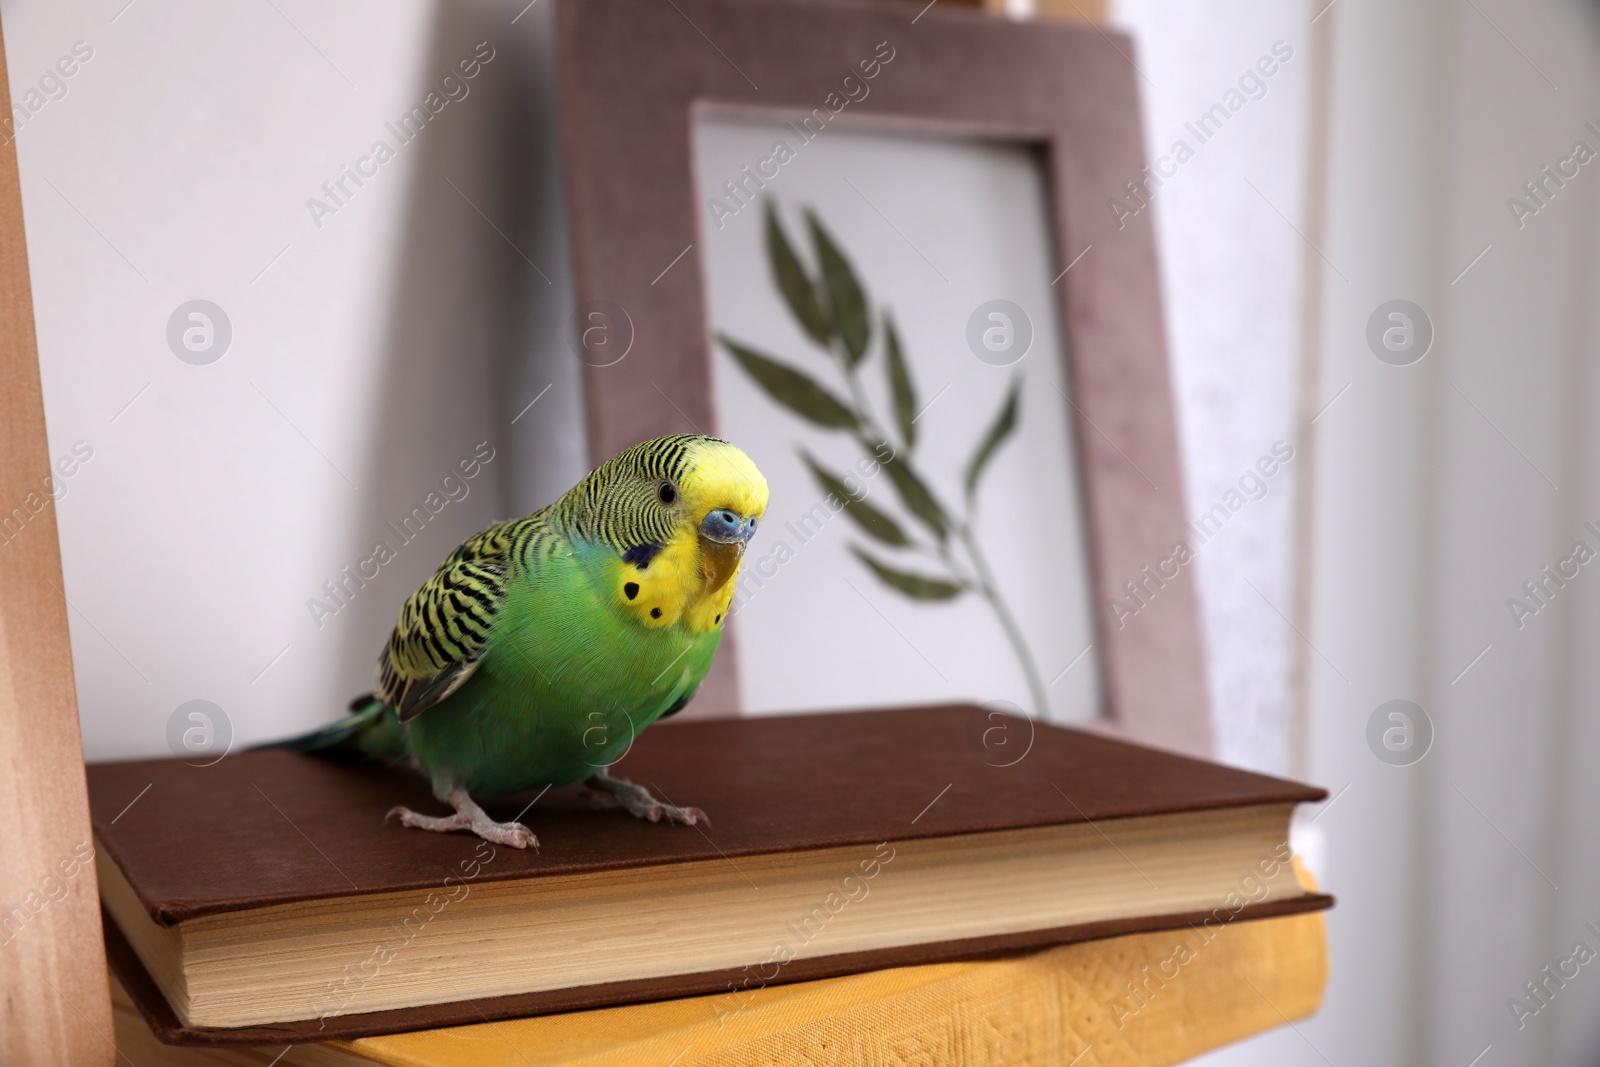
[87,704,1332,1046]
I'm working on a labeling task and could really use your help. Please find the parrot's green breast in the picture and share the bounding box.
[401,535,723,798]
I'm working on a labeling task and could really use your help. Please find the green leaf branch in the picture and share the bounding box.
[718,199,1051,719]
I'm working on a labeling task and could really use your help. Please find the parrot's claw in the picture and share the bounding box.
[387,785,539,850]
[584,772,712,828]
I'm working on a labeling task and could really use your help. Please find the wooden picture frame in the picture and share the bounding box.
[556,0,1211,755]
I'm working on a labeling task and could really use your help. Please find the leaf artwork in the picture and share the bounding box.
[878,450,947,542]
[765,202,830,347]
[718,199,1051,718]
[883,313,917,451]
[849,547,965,601]
[966,378,1021,501]
[806,211,871,366]
[719,337,858,430]
[800,452,910,547]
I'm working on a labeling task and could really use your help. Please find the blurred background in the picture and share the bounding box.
[7,0,1600,1061]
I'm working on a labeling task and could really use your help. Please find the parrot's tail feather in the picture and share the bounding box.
[259,695,411,764]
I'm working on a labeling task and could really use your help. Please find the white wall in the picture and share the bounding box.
[3,0,585,761]
[1105,4,1318,1057]
[1111,0,1310,778]
[1386,0,1600,1060]
[1160,0,1600,1064]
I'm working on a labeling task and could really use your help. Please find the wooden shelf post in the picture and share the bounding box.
[0,13,116,1066]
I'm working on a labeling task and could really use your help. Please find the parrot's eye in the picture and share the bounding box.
[657,481,678,505]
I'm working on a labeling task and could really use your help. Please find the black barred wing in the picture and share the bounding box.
[376,517,530,723]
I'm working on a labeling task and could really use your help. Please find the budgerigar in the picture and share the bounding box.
[280,435,767,849]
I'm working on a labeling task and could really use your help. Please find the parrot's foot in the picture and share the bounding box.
[584,771,711,828]
[387,785,539,850]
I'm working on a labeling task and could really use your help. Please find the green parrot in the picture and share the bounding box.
[280,434,768,850]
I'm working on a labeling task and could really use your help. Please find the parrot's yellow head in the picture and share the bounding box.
[561,435,768,633]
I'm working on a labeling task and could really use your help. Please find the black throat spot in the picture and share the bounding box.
[622,542,663,570]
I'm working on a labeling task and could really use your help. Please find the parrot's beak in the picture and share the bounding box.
[698,509,759,594]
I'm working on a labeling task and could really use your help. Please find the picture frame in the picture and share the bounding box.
[556,0,1211,754]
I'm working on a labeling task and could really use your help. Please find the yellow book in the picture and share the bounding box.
[110,865,1326,1067]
